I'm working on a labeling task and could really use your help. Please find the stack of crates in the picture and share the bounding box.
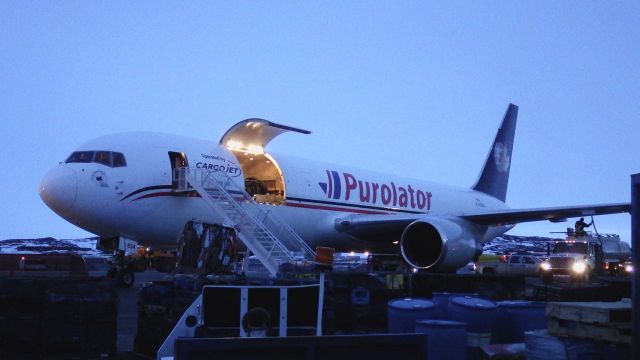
[41,278,117,357]
[134,280,177,357]
[134,276,204,357]
[0,277,117,359]
[326,272,408,333]
[0,278,43,358]
[134,274,250,357]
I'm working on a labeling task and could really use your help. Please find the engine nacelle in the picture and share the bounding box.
[400,218,481,272]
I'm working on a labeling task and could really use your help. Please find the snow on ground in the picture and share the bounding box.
[482,234,562,255]
[0,237,107,257]
[0,234,564,258]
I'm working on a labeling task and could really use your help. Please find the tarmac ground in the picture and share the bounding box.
[118,270,168,359]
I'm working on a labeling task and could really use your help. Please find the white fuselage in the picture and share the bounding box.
[40,132,510,251]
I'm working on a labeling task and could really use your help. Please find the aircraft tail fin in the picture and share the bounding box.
[472,103,518,202]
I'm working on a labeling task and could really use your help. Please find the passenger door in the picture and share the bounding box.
[168,152,189,189]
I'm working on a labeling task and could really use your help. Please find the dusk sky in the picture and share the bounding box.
[1,2,638,243]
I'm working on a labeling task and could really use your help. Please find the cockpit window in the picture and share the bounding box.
[65,151,127,168]
[112,152,127,167]
[94,151,111,166]
[66,151,94,163]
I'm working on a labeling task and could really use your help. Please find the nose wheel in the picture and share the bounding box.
[119,270,135,287]
[108,266,135,287]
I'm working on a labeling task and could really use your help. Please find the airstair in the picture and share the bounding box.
[173,167,315,276]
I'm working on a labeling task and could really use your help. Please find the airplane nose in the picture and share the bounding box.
[39,165,78,214]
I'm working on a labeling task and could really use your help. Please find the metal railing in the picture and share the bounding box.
[173,167,314,274]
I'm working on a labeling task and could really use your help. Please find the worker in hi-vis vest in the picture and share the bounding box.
[574,217,592,237]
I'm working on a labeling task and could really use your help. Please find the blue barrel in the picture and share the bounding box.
[492,301,546,343]
[448,296,497,360]
[387,298,436,333]
[415,320,467,360]
[432,292,479,319]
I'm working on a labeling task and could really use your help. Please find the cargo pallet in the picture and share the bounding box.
[546,300,632,344]
[0,277,117,359]
[527,276,631,302]
[133,270,632,358]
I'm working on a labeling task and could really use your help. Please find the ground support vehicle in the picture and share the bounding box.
[475,254,543,276]
[539,234,632,282]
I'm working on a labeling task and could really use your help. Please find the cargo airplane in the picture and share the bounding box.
[39,104,630,271]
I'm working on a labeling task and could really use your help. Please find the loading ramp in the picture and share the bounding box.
[173,167,315,276]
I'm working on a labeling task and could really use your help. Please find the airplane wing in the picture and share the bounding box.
[461,202,630,225]
[335,202,630,240]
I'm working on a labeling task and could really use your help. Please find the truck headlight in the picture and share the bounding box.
[572,261,586,274]
[625,264,634,273]
[540,262,551,271]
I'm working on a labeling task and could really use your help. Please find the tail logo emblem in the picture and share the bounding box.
[493,142,511,173]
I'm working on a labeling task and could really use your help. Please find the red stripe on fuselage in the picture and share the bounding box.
[285,202,389,215]
[129,191,391,215]
[132,192,183,201]
[131,191,248,202]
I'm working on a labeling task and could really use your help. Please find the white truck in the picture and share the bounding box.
[474,253,544,276]
[539,233,632,281]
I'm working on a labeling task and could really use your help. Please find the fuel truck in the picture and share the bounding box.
[539,233,632,281]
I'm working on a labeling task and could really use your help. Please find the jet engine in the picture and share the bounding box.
[400,218,481,272]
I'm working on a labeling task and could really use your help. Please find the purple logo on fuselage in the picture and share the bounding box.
[319,170,432,210]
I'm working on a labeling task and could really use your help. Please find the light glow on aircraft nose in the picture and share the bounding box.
[39,165,78,215]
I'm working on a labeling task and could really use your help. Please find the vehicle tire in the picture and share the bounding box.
[483,268,495,275]
[119,270,135,287]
